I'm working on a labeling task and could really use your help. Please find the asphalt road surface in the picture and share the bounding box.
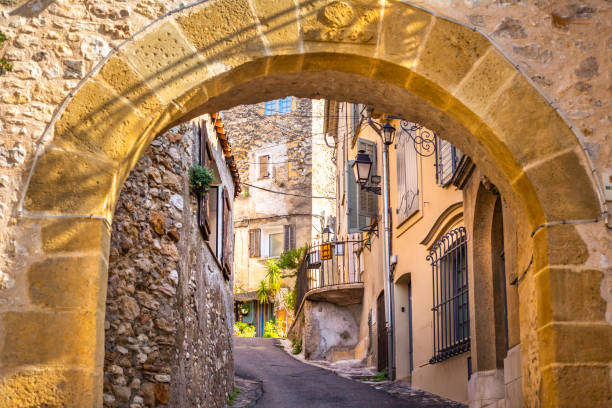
[233,337,421,408]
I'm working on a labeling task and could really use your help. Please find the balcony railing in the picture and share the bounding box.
[296,234,363,309]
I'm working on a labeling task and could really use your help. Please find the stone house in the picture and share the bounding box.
[104,113,240,407]
[290,102,523,407]
[222,98,336,336]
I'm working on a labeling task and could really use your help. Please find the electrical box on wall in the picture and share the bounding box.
[603,172,612,202]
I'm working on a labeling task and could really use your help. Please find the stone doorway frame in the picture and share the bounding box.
[2,1,609,406]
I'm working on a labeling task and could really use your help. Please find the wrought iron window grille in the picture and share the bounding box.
[427,226,470,364]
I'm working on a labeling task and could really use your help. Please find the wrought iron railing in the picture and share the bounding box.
[295,234,363,309]
[427,226,470,364]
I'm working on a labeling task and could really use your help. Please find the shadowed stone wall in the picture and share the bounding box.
[104,120,234,407]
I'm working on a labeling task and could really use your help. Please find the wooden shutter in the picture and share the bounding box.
[347,161,359,231]
[249,229,261,258]
[222,186,232,278]
[437,138,454,185]
[199,122,211,240]
[397,124,419,223]
[358,140,377,228]
[283,224,296,252]
[259,155,269,179]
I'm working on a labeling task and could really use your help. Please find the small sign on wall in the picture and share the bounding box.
[604,172,612,202]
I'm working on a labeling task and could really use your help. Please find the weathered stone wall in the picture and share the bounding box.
[290,300,362,361]
[104,120,234,407]
[223,99,335,293]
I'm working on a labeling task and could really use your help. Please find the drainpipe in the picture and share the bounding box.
[381,142,396,380]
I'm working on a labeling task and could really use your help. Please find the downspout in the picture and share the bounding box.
[381,142,396,380]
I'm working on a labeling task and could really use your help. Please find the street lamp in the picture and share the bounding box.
[382,121,396,145]
[352,150,372,186]
[322,226,332,242]
[352,150,381,195]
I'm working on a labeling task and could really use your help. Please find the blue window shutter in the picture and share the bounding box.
[264,100,276,115]
[279,97,292,113]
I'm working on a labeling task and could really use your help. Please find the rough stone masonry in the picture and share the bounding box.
[103,121,234,408]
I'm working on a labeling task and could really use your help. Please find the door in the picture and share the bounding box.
[377,292,388,372]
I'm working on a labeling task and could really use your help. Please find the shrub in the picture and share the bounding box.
[263,320,280,338]
[233,321,255,337]
[188,164,215,196]
[291,339,302,355]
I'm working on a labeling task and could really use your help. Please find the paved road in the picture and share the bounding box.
[233,337,421,408]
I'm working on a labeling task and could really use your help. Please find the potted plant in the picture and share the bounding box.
[188,164,215,197]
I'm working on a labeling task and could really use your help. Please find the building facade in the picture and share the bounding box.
[104,114,240,407]
[291,103,524,406]
[222,98,336,336]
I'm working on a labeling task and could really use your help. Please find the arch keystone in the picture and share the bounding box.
[176,0,268,67]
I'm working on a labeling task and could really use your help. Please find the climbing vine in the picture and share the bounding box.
[0,31,13,73]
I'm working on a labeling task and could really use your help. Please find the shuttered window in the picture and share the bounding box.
[358,139,377,224]
[347,160,359,232]
[396,124,419,224]
[347,139,377,232]
[221,186,232,278]
[198,121,212,240]
[284,224,296,252]
[259,155,269,179]
[249,228,261,258]
[436,137,462,185]
[279,97,292,113]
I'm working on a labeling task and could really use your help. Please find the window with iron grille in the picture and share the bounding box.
[427,226,470,364]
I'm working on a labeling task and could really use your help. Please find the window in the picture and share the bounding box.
[396,122,419,223]
[221,187,232,278]
[264,97,292,115]
[347,139,378,232]
[436,137,462,185]
[249,228,261,258]
[208,186,219,257]
[283,224,296,252]
[428,226,469,363]
[259,155,269,179]
[279,97,292,113]
[269,233,283,257]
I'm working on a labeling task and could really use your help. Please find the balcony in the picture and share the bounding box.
[296,235,364,309]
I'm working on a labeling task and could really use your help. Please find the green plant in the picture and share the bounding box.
[285,288,297,313]
[263,320,280,338]
[265,259,282,294]
[227,386,240,404]
[291,339,302,355]
[0,31,13,73]
[256,280,270,304]
[233,321,255,337]
[277,246,306,275]
[362,369,387,382]
[188,164,215,196]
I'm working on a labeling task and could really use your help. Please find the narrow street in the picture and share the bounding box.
[234,337,459,408]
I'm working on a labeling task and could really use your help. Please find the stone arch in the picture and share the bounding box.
[3,0,608,406]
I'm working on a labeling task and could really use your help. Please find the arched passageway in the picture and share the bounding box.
[3,1,608,406]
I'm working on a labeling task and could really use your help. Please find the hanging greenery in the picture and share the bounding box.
[188,164,215,196]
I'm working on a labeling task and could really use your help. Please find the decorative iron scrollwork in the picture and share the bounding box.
[400,120,436,157]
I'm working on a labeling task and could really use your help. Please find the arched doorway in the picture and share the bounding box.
[4,1,607,406]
